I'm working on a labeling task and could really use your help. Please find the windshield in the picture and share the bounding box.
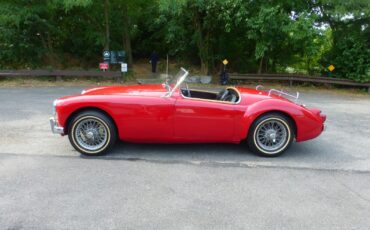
[163,68,189,95]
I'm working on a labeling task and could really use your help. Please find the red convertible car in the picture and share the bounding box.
[50,68,326,157]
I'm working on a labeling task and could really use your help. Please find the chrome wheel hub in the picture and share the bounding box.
[85,131,94,140]
[266,130,277,142]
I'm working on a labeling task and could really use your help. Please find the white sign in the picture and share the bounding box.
[121,63,128,73]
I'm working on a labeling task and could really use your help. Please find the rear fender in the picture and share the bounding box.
[237,99,303,141]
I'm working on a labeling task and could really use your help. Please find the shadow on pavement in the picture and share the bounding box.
[78,140,325,166]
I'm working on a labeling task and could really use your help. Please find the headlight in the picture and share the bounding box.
[81,89,86,94]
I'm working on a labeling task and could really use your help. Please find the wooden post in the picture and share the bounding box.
[119,72,124,83]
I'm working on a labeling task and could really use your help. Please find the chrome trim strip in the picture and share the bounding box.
[268,89,299,102]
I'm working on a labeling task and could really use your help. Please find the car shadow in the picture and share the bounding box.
[79,140,327,167]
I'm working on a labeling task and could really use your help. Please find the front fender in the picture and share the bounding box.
[56,95,119,134]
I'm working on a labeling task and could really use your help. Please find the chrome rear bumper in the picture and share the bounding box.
[50,117,64,134]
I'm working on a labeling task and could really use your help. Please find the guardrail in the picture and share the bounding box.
[0,70,369,92]
[229,73,370,92]
[0,70,121,78]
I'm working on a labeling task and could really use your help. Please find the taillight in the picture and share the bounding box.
[309,108,326,123]
[320,113,326,122]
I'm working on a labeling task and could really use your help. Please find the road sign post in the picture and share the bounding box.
[119,63,128,83]
[103,51,111,63]
[328,64,335,77]
[99,63,109,71]
[221,59,229,85]
[328,65,335,72]
[121,63,128,73]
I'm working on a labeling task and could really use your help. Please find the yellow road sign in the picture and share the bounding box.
[328,64,335,72]
[223,59,229,65]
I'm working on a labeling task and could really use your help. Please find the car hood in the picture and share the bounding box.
[81,84,167,97]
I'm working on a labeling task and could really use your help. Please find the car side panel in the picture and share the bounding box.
[115,96,176,142]
[56,95,176,142]
[173,96,238,142]
[56,90,324,144]
[237,99,324,142]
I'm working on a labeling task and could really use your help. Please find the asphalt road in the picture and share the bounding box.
[0,87,370,229]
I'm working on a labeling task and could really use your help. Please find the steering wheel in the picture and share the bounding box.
[219,89,229,101]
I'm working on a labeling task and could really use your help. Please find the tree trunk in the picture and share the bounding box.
[200,58,208,74]
[270,58,276,72]
[104,0,110,50]
[40,32,59,67]
[307,58,312,75]
[258,56,264,74]
[122,4,133,67]
[264,55,268,73]
[200,32,210,75]
[193,7,209,75]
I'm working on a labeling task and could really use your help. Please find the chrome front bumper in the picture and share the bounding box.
[50,117,64,134]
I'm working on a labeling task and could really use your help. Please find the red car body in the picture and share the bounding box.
[53,84,326,144]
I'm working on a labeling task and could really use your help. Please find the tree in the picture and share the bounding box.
[312,0,370,82]
[0,0,368,82]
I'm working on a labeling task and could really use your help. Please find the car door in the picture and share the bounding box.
[174,95,236,142]
[118,96,176,142]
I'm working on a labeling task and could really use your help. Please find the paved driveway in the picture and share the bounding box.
[0,87,369,229]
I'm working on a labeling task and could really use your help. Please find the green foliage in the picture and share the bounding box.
[315,0,370,82]
[322,34,369,82]
[0,0,368,82]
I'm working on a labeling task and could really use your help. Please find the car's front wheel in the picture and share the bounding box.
[247,113,294,157]
[68,110,117,156]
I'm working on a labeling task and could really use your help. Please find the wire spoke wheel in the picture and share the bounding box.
[68,111,117,156]
[248,114,293,157]
[255,120,288,152]
[75,118,108,151]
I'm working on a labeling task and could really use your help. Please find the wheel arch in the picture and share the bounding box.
[247,110,297,139]
[239,98,303,142]
[64,107,118,135]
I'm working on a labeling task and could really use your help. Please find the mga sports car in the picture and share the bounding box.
[50,68,326,157]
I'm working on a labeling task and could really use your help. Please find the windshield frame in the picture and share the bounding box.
[163,67,189,97]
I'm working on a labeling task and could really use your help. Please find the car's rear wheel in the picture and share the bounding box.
[247,113,294,157]
[68,110,117,156]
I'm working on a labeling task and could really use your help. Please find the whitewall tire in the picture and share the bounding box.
[247,113,294,157]
[68,110,117,156]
